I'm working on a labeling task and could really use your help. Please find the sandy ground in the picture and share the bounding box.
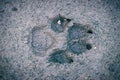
[0,0,120,80]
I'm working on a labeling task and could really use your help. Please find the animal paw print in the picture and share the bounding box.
[30,14,93,64]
